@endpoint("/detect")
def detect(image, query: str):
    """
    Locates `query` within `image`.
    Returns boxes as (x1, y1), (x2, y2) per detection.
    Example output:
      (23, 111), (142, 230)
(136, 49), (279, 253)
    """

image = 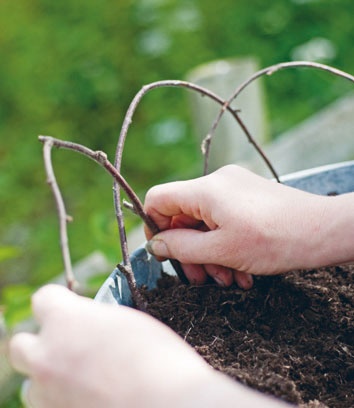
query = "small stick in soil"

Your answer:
(112, 79), (277, 285)
(38, 135), (156, 308)
(202, 61), (354, 176)
(123, 199), (137, 215)
(113, 80), (279, 239)
(202, 107), (279, 180)
(116, 264), (147, 312)
(40, 138), (77, 291)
